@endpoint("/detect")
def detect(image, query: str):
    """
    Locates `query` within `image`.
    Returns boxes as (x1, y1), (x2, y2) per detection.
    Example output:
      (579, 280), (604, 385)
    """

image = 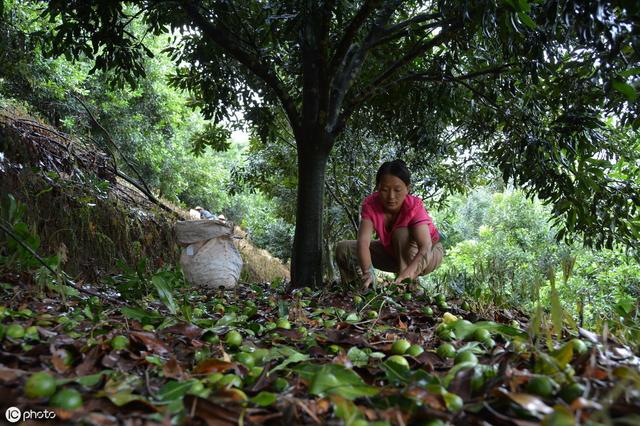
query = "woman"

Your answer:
(335, 160), (444, 288)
